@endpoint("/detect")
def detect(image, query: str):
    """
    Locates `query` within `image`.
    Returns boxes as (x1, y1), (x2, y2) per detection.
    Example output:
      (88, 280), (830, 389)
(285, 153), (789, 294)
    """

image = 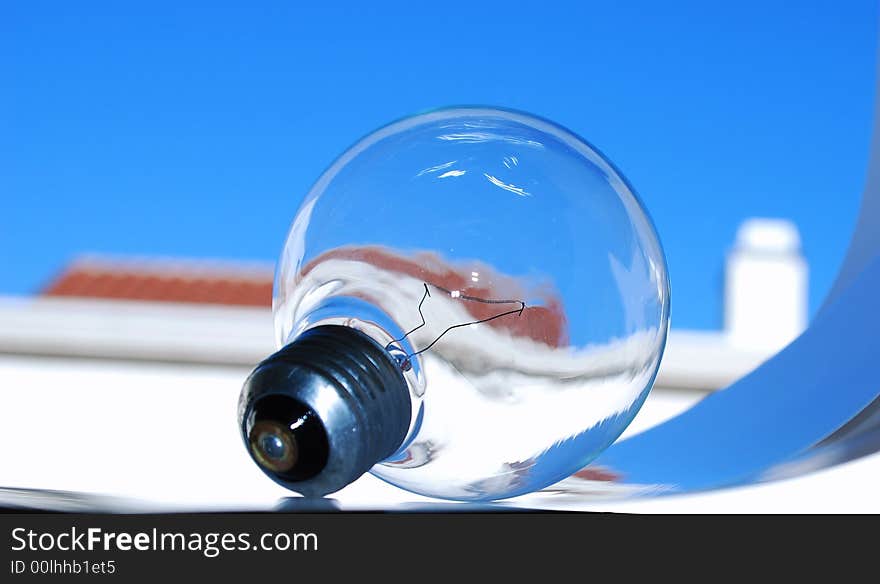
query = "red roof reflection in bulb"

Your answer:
(302, 246), (569, 348)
